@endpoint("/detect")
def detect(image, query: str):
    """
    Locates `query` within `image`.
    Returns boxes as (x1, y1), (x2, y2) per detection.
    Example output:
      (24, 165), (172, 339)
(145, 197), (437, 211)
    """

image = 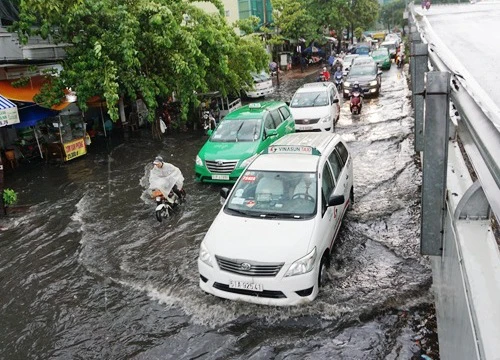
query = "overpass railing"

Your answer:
(408, 4), (500, 360)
